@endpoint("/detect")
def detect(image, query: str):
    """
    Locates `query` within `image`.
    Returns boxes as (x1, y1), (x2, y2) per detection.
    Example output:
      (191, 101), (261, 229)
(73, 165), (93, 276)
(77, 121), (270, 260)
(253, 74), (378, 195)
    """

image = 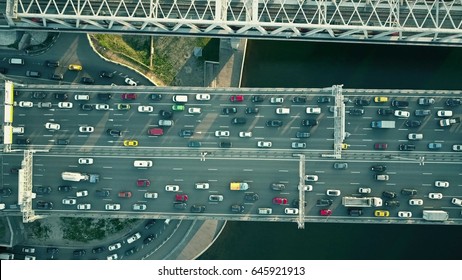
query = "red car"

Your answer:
(137, 179), (151, 187)
(175, 194), (188, 202)
(272, 197), (288, 205)
(320, 209), (332, 216)
(118, 191), (132, 198)
(230, 95), (244, 102)
(121, 93), (137, 100)
(374, 143), (388, 150)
